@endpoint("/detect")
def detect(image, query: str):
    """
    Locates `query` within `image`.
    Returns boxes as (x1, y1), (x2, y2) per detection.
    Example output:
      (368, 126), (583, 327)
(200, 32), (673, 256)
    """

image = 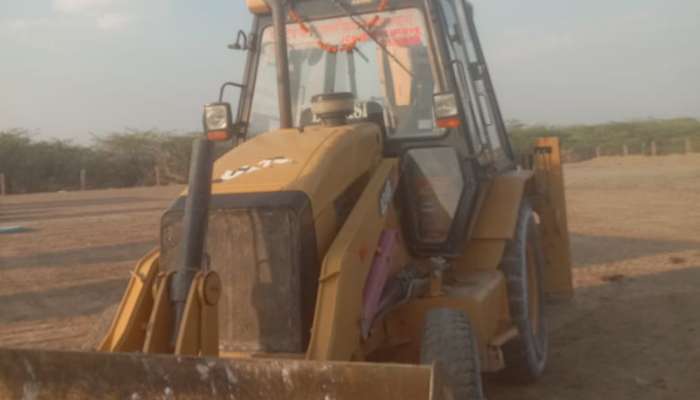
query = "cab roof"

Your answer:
(245, 0), (387, 15)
